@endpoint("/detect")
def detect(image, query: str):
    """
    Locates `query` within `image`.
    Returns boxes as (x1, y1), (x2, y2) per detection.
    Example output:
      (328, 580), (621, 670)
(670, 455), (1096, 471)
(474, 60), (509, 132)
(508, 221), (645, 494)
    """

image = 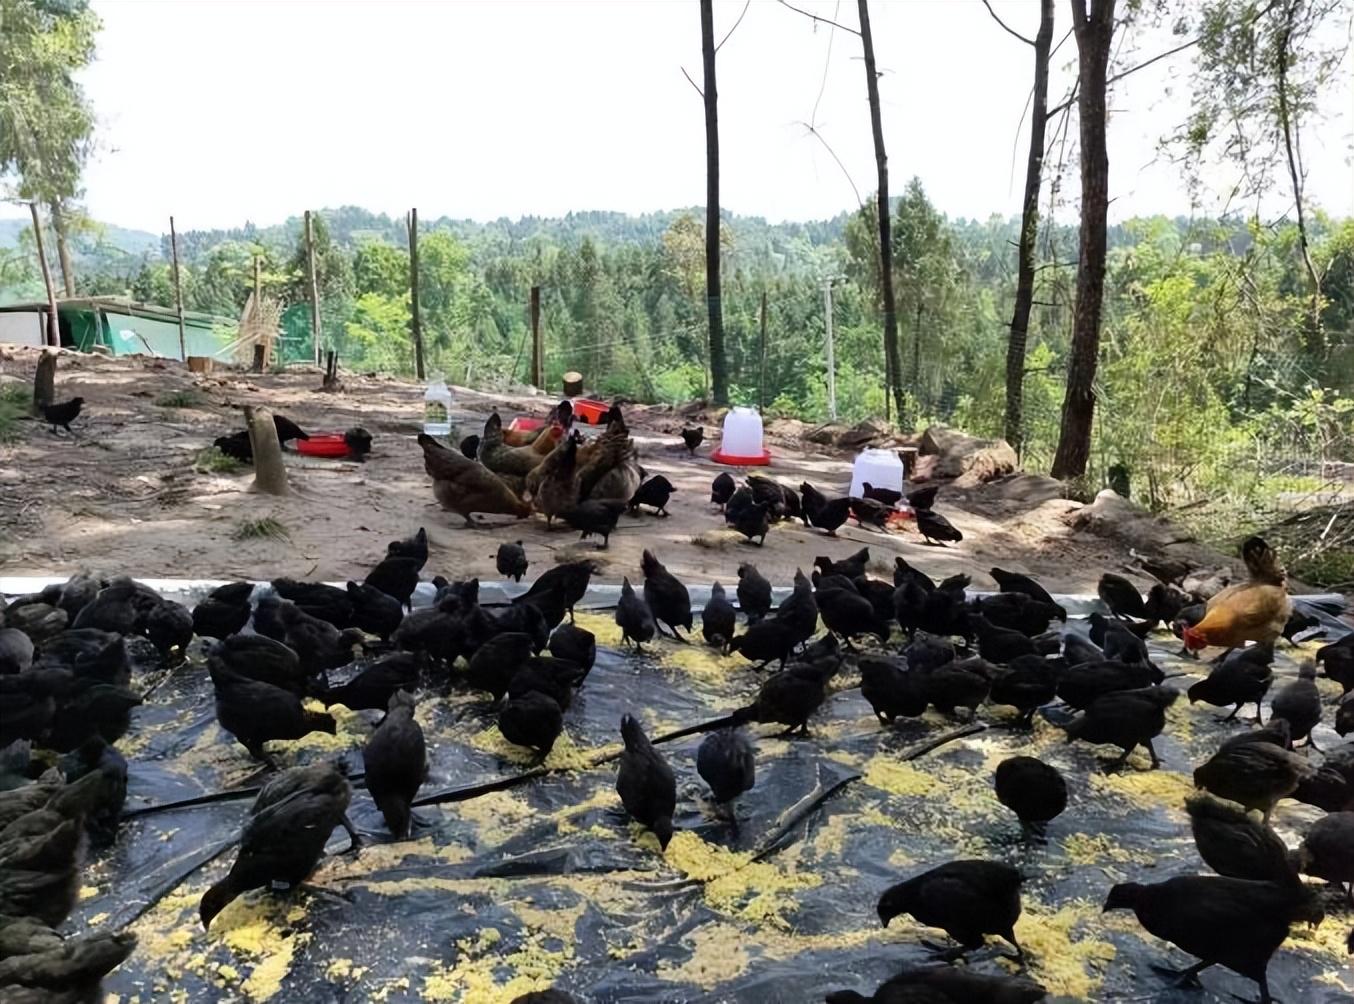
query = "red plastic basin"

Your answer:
(572, 398), (610, 425)
(295, 434), (351, 458)
(508, 416), (544, 433)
